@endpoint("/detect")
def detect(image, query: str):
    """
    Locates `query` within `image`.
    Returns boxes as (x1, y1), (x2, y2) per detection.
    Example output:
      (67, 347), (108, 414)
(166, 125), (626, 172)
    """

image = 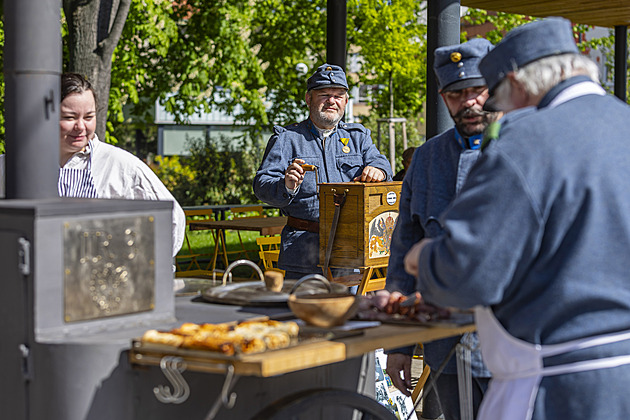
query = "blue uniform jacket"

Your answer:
(386, 127), (490, 376)
(253, 119), (392, 275)
(418, 76), (630, 419)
